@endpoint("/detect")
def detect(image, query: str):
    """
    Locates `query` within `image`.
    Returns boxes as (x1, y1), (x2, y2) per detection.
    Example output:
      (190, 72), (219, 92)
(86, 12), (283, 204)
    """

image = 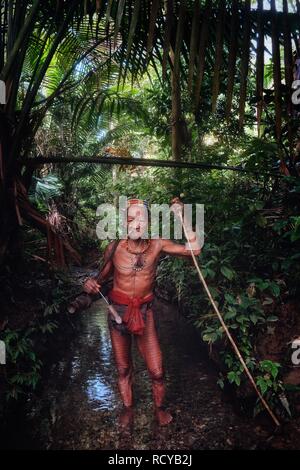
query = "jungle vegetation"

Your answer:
(0, 0), (300, 418)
